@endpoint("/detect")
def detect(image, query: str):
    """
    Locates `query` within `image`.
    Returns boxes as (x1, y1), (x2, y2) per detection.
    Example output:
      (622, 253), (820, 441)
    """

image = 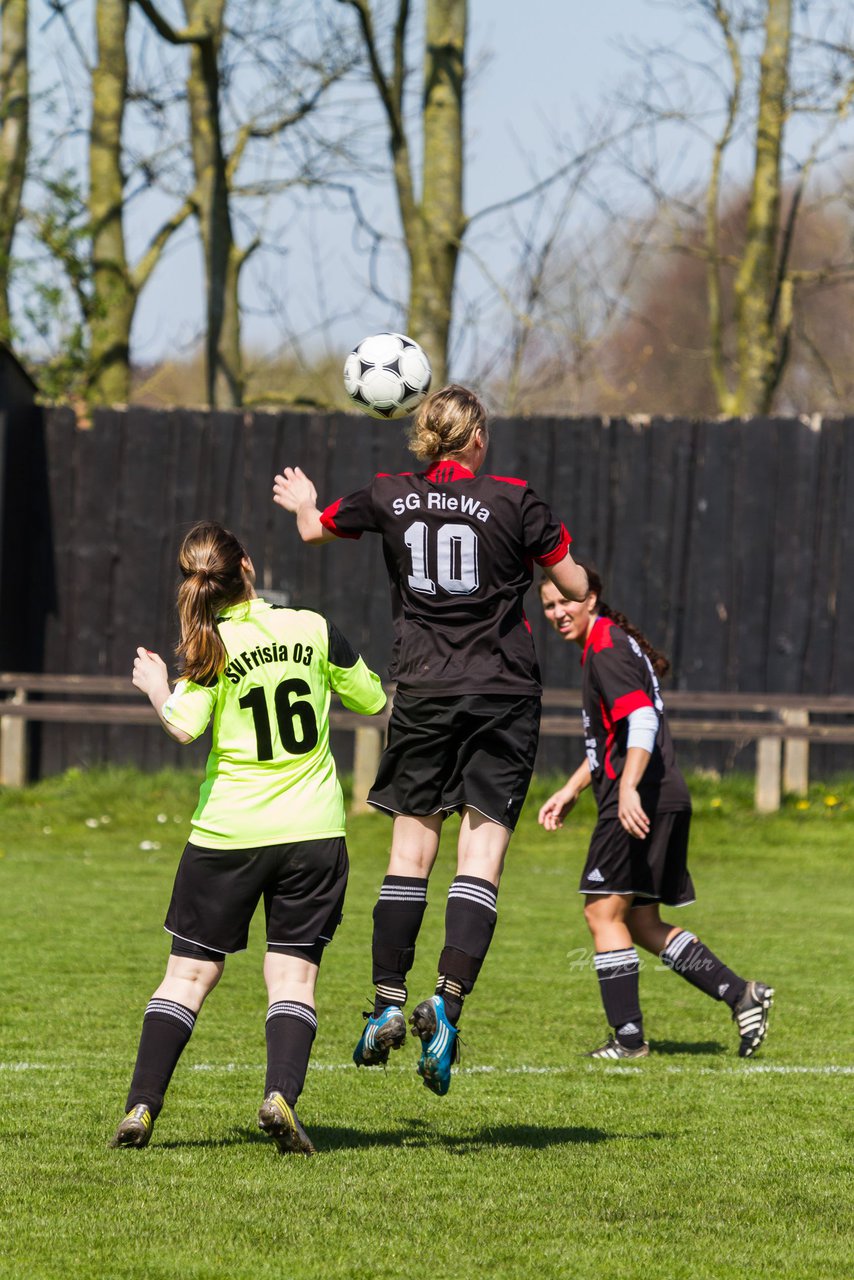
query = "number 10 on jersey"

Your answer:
(403, 521), (480, 595)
